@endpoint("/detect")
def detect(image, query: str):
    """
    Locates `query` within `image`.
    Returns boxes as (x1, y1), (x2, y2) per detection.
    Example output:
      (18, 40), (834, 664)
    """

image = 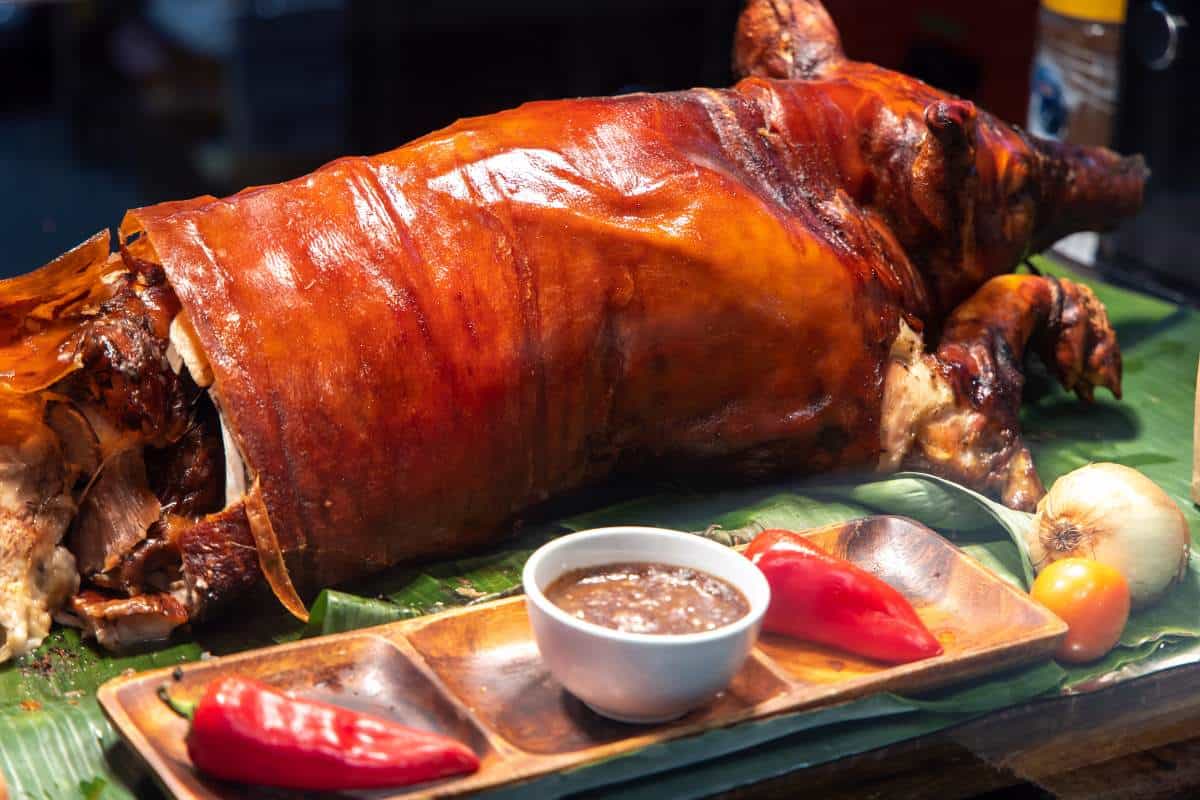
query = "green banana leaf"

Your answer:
(2, 257), (1198, 799)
